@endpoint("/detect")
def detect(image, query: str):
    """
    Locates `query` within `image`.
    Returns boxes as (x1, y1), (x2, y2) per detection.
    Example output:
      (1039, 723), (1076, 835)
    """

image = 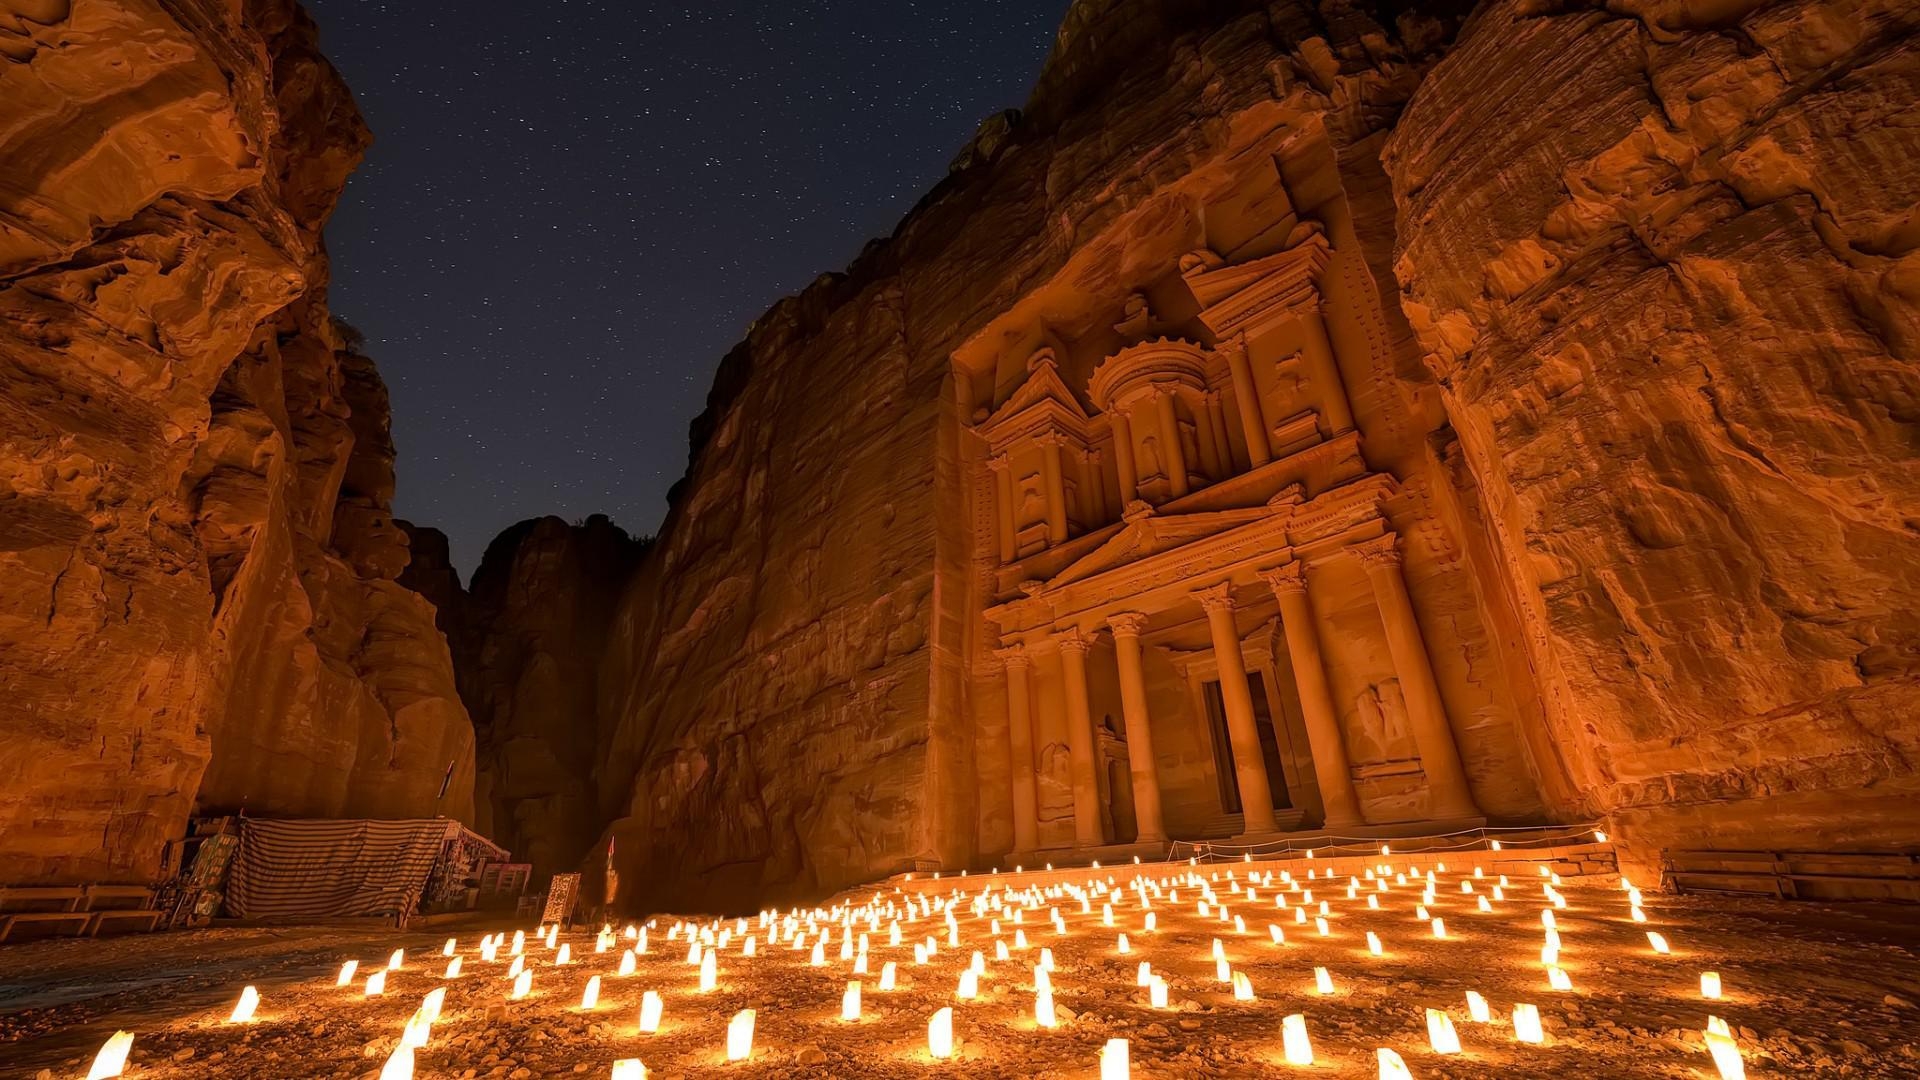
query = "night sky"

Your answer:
(304, 1), (1066, 577)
